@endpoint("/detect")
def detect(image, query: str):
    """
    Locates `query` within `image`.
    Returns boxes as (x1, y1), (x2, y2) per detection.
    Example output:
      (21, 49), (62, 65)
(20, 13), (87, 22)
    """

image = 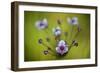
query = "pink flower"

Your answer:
(56, 40), (68, 55)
